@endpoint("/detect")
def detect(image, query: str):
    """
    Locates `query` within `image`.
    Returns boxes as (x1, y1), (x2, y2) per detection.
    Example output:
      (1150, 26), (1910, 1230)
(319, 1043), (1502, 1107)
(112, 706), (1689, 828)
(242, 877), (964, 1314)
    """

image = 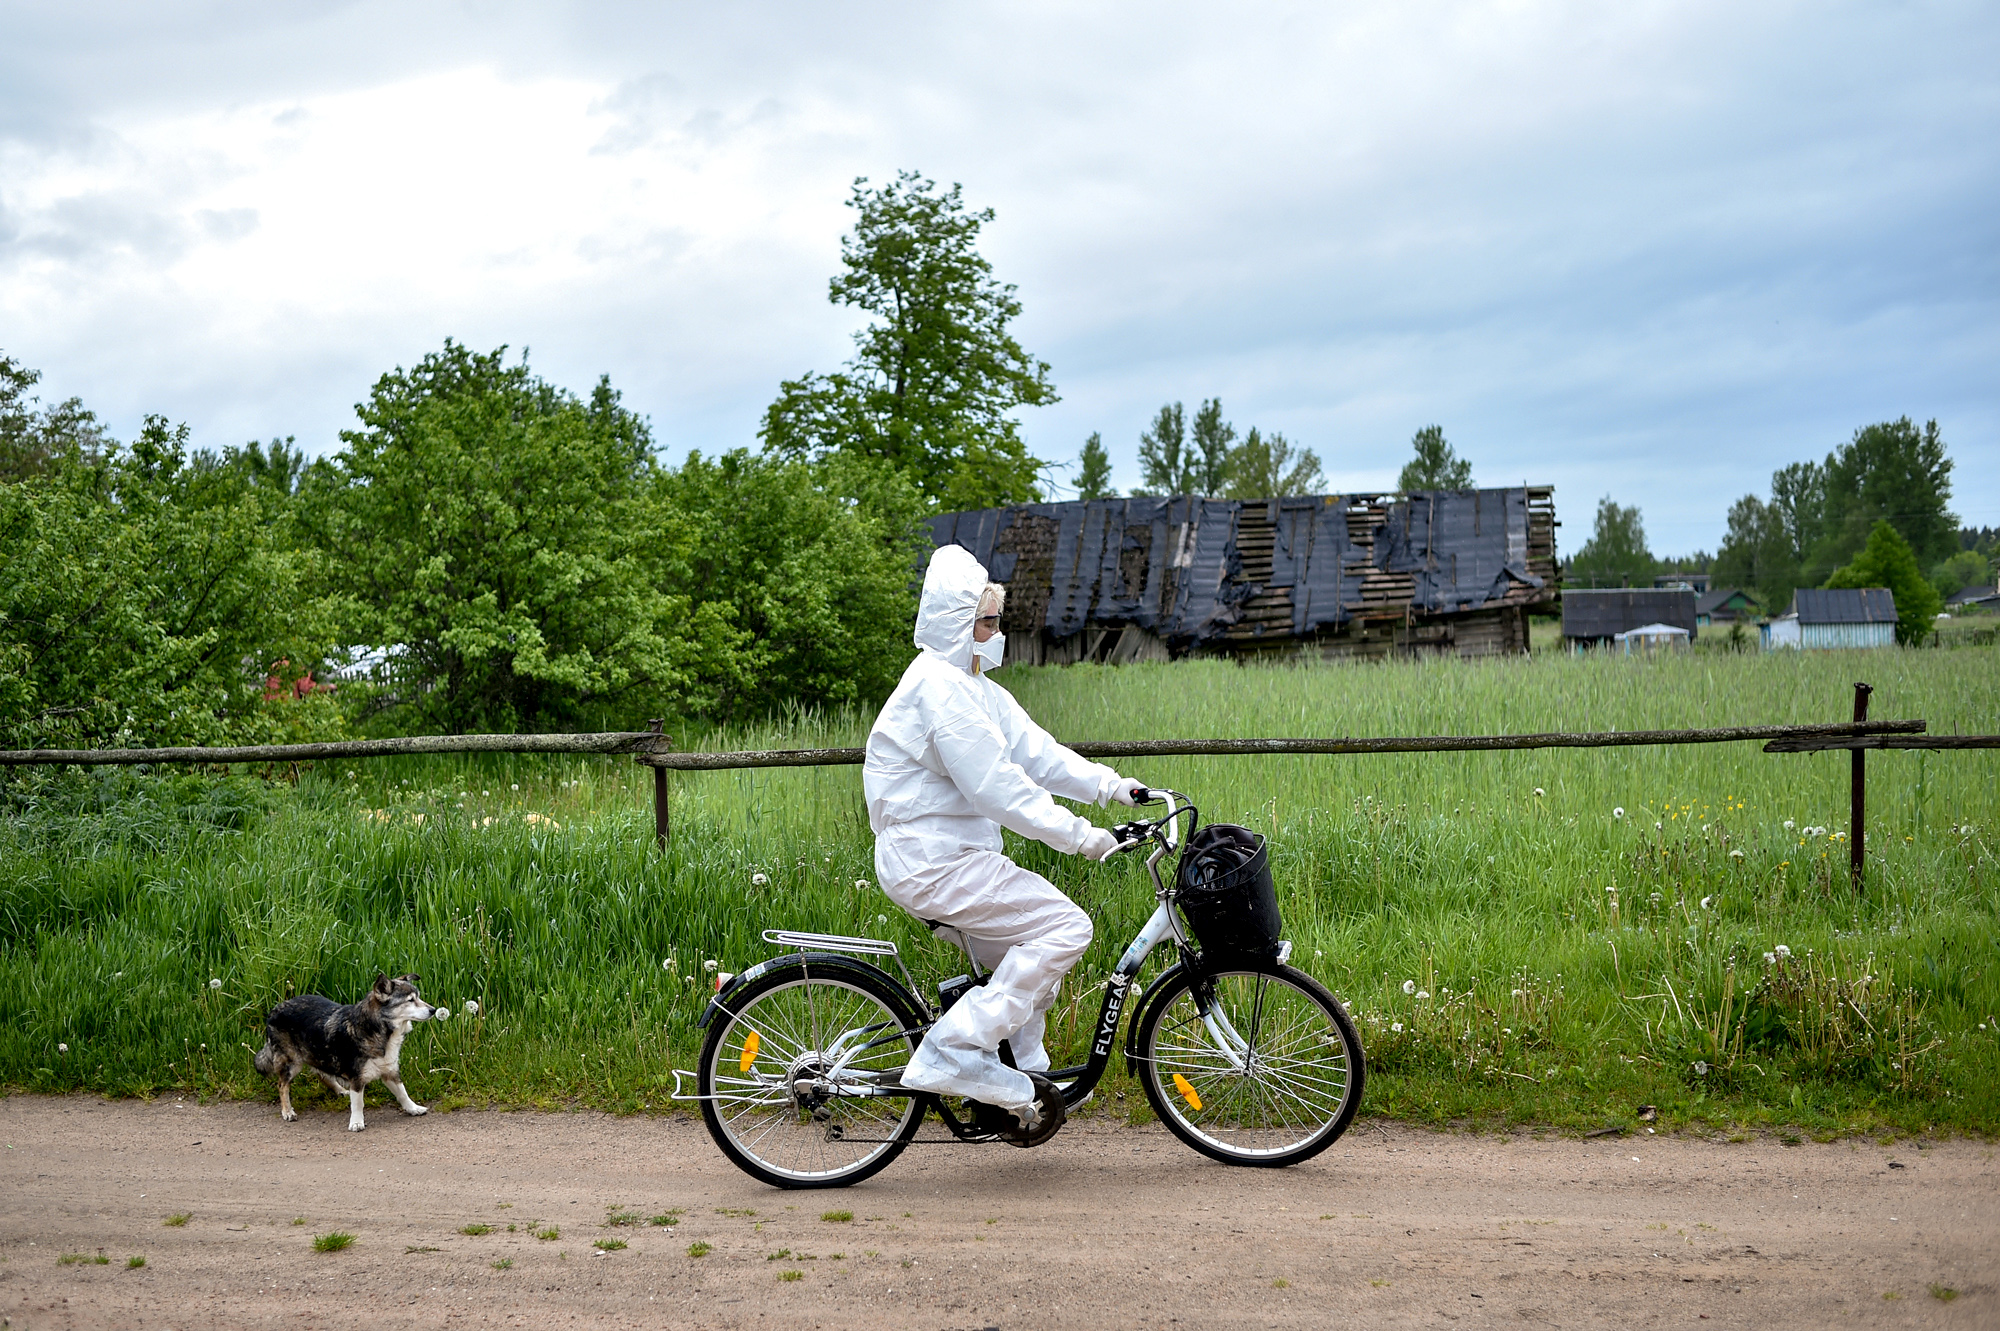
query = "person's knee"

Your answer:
(1046, 900), (1092, 966)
